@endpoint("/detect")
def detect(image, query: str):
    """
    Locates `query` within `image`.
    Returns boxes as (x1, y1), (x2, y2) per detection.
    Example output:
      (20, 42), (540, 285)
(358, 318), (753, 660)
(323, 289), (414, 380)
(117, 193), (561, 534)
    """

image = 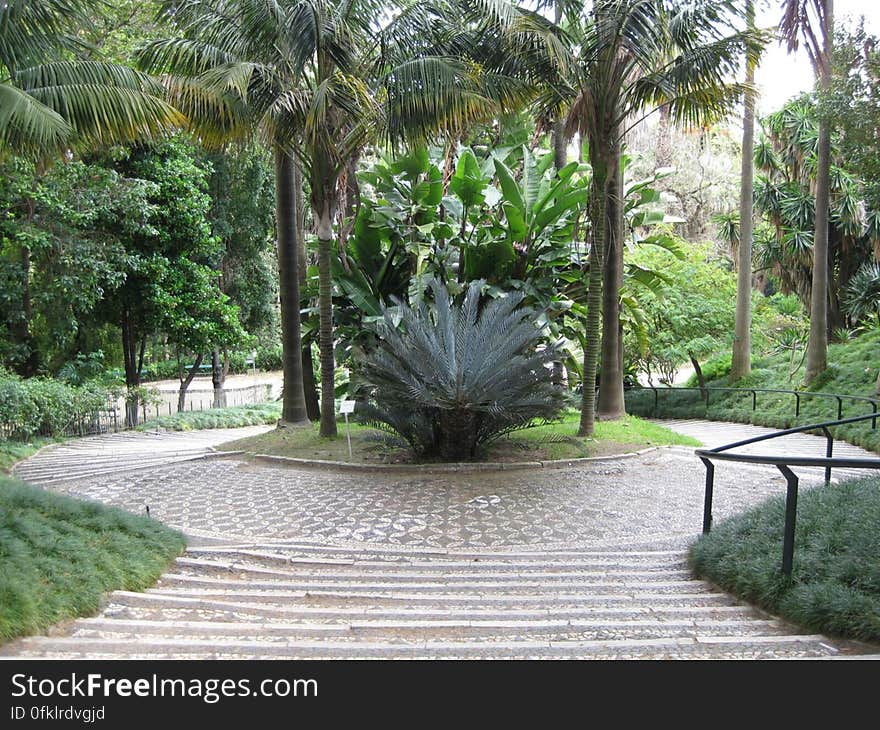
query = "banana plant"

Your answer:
(493, 146), (589, 280)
